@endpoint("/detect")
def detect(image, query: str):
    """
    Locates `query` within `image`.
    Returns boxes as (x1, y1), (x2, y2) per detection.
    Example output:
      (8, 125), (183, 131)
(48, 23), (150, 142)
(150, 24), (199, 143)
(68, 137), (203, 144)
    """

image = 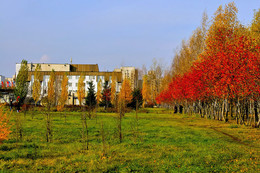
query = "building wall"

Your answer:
(28, 73), (122, 105)
(0, 75), (5, 83)
(114, 67), (138, 90)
